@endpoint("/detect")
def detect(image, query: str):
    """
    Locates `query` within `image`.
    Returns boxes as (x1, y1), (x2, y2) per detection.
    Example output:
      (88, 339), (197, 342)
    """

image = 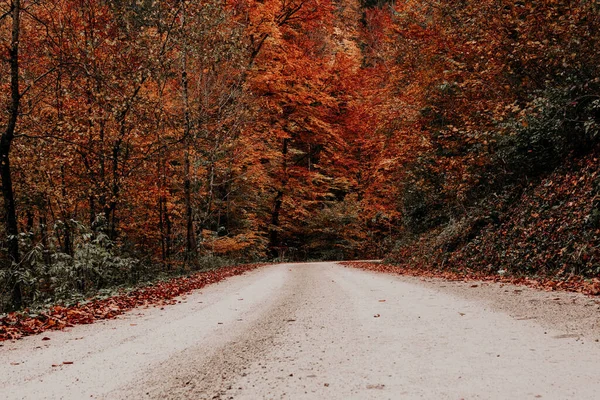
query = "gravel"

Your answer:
(2, 262), (600, 399)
